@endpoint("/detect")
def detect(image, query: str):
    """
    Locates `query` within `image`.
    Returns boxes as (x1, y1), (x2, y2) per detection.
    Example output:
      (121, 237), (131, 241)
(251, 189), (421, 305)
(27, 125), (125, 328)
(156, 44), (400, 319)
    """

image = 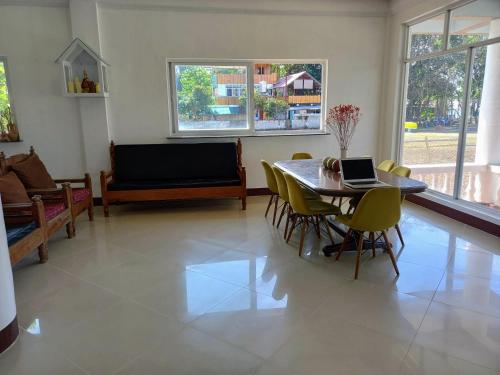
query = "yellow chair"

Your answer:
(390, 165), (411, 245)
(292, 152), (313, 160)
(283, 172), (341, 256)
(261, 160), (280, 225)
(272, 166), (321, 239)
(335, 187), (401, 279)
(345, 160), (396, 214)
(377, 160), (395, 172)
